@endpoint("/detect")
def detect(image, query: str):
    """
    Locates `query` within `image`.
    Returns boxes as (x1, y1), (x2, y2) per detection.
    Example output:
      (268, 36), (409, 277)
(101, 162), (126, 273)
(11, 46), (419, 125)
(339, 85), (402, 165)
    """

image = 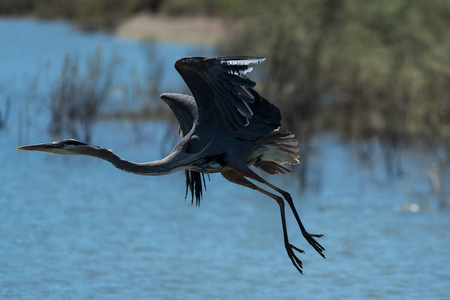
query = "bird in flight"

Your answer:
(18, 56), (325, 274)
